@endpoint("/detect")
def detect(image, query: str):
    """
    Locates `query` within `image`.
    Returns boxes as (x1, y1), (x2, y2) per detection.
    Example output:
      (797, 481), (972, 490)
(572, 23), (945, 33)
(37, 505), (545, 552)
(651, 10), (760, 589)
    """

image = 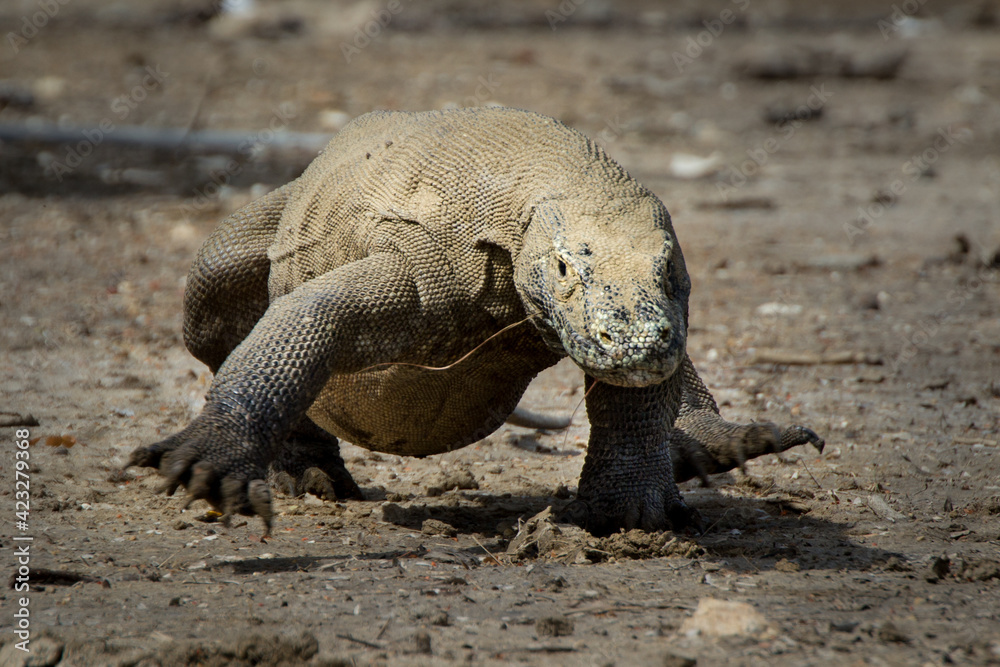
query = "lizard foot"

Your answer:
(127, 409), (273, 536)
(671, 415), (825, 484)
(561, 496), (703, 537)
(567, 471), (704, 537)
